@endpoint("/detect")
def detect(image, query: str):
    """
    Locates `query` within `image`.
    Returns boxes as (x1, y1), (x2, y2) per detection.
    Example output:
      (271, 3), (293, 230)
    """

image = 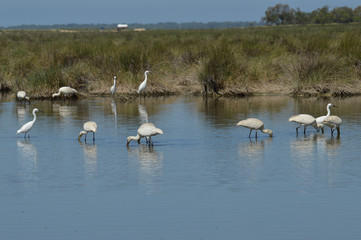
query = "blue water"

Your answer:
(1, 95), (361, 239)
